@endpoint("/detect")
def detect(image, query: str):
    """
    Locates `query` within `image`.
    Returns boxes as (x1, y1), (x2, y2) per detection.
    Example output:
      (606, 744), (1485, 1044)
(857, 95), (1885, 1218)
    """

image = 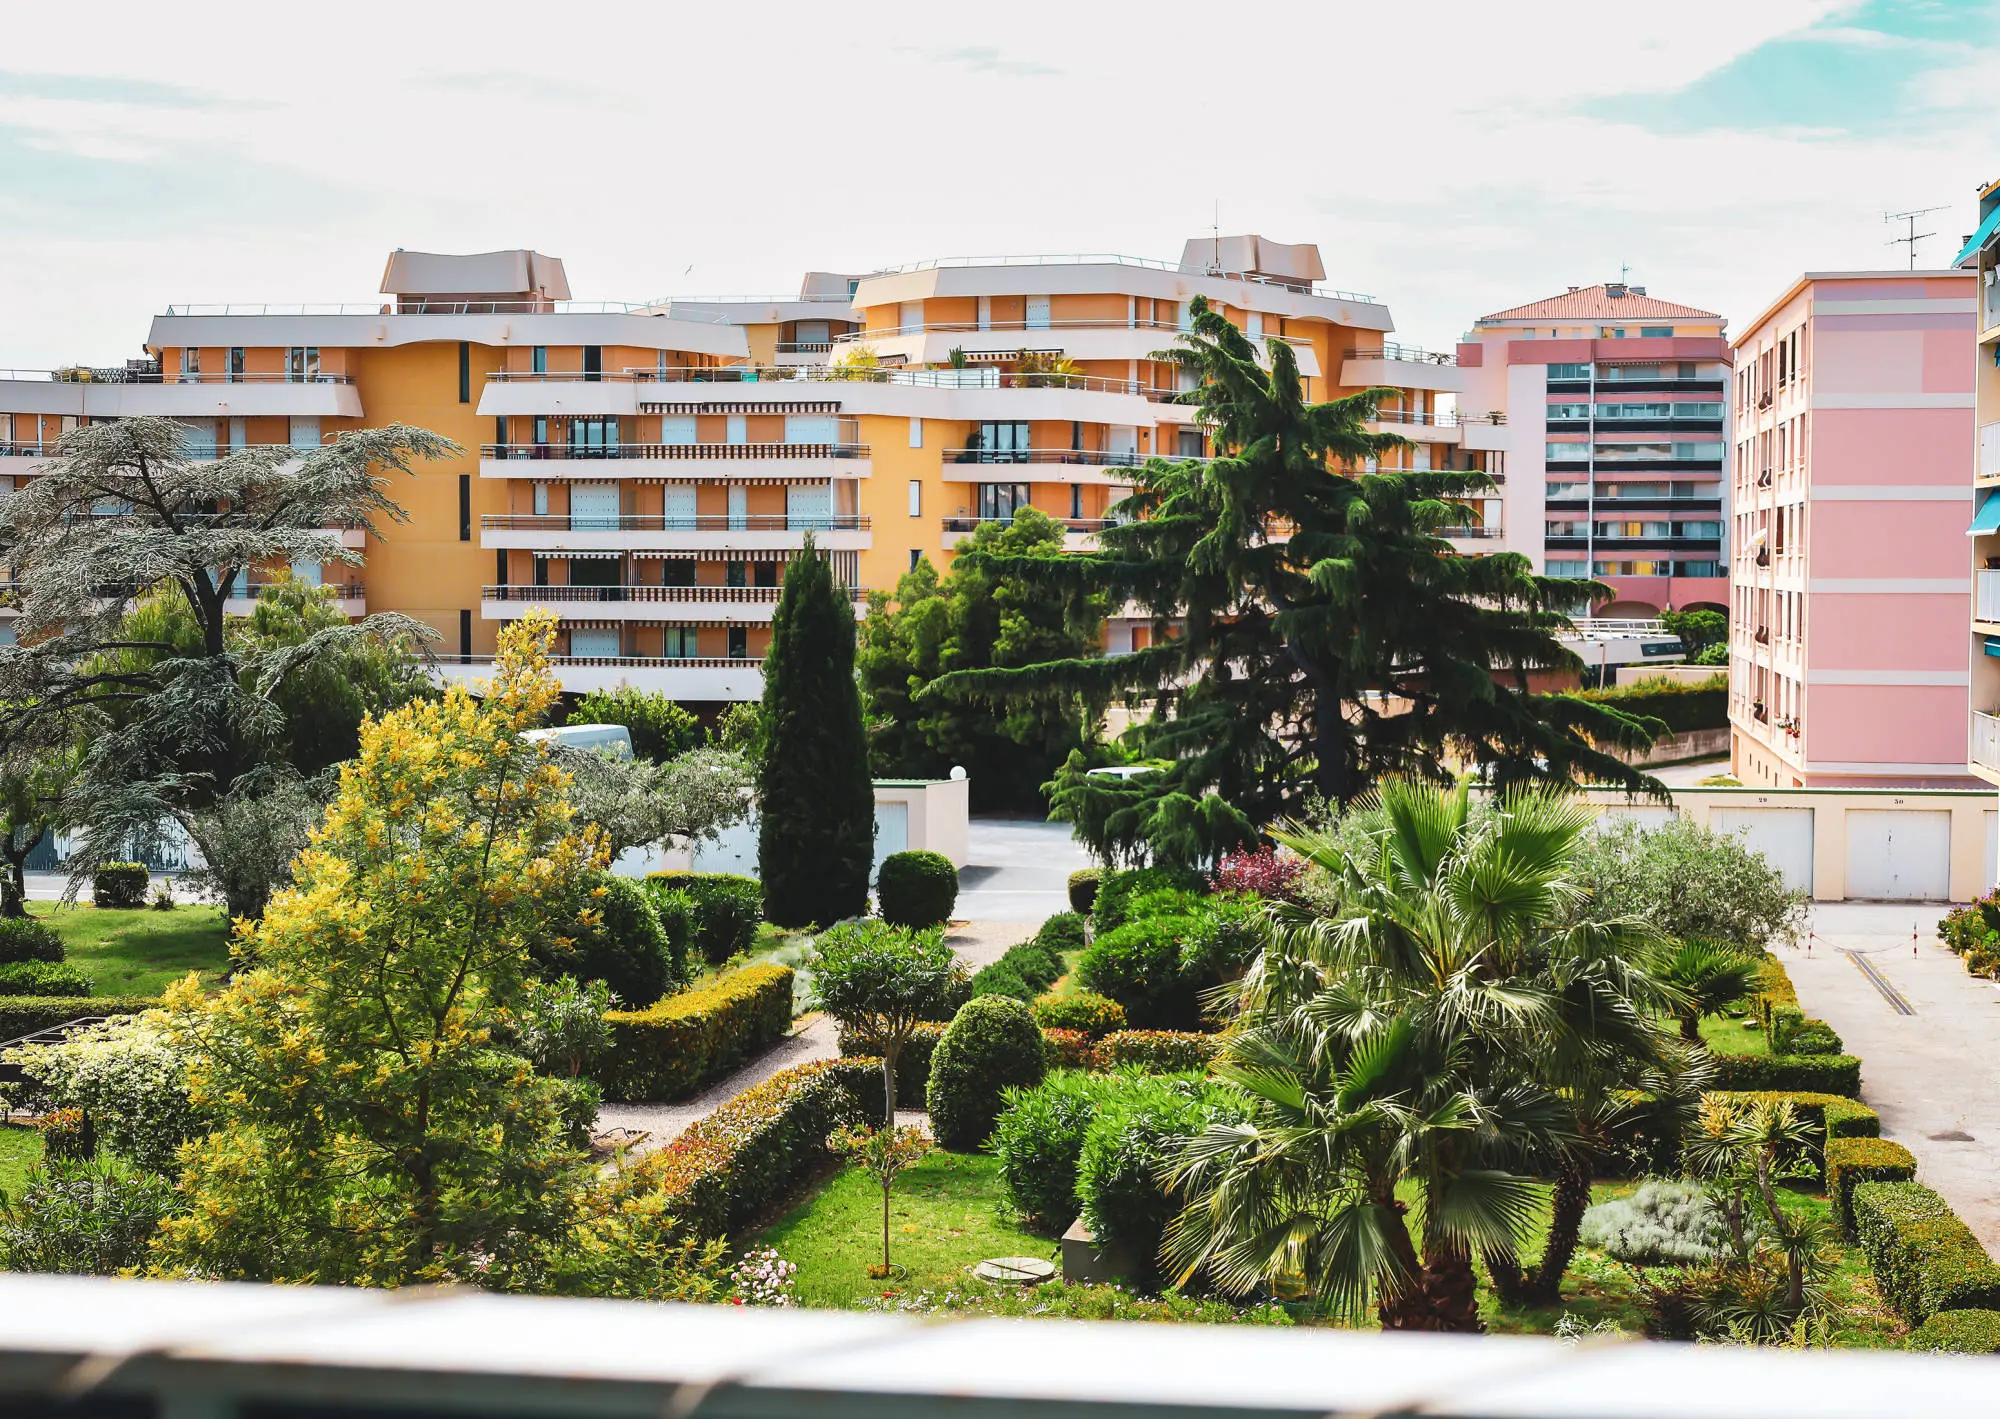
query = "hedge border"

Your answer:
(0, 996), (155, 1043)
(1852, 1181), (2000, 1326)
(1708, 1051), (1861, 1097)
(599, 963), (793, 1102)
(1825, 1136), (1917, 1237)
